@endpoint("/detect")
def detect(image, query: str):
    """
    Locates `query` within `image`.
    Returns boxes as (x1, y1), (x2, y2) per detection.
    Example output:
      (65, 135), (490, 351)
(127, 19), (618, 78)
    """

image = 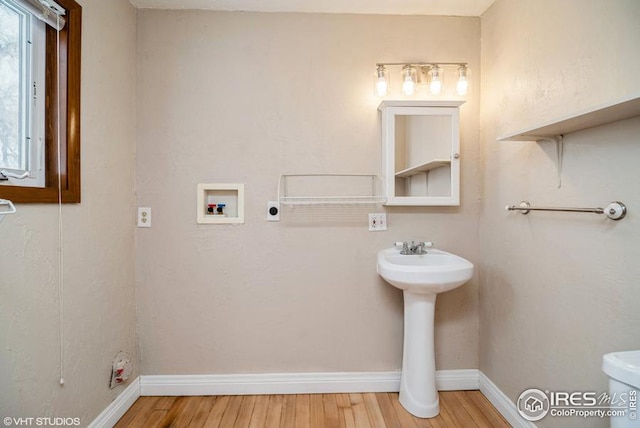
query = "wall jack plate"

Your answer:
(369, 213), (387, 231)
(267, 201), (280, 222)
